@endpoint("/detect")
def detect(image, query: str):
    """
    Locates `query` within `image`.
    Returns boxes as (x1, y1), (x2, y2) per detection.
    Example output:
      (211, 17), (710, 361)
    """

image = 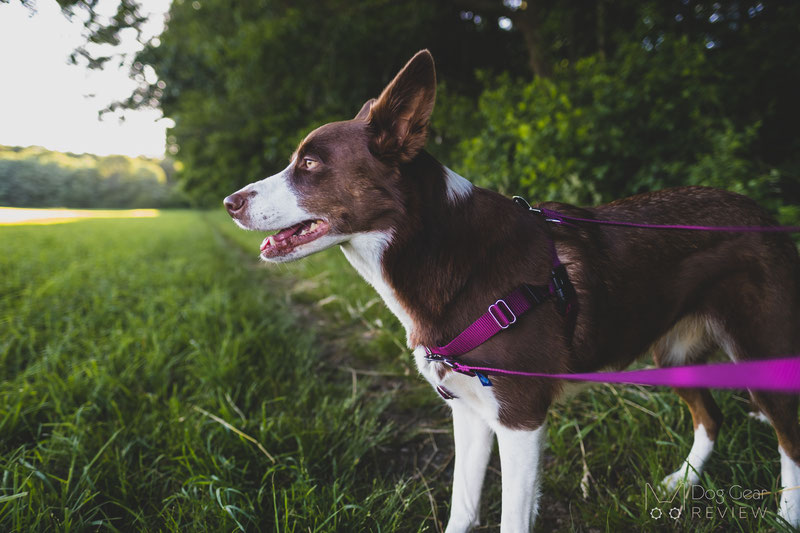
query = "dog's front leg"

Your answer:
(495, 423), (546, 533)
(444, 401), (494, 533)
